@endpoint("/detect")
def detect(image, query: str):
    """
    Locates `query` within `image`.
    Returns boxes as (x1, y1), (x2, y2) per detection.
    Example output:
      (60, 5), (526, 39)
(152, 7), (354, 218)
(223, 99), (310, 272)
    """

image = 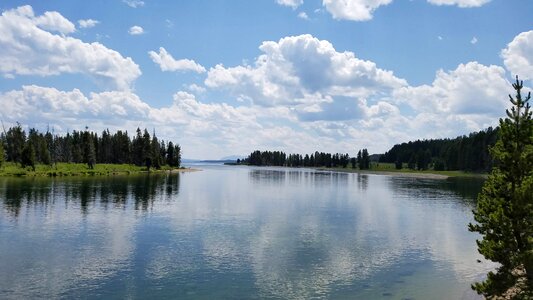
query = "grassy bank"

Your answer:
(0, 162), (183, 177)
(317, 162), (488, 179)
